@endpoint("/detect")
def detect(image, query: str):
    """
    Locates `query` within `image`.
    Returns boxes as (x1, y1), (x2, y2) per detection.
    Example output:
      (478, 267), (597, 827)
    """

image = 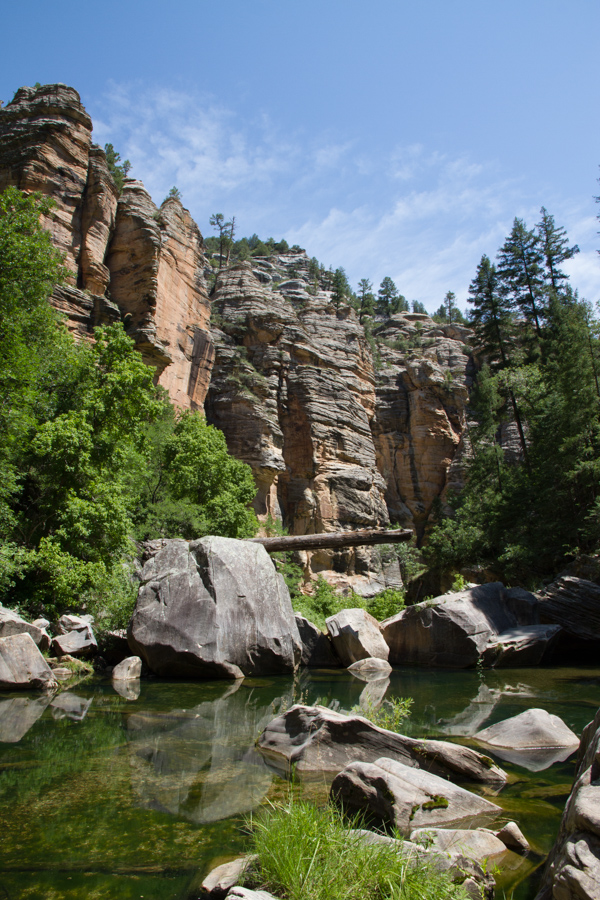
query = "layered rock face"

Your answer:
(0, 83), (213, 410)
(205, 257), (472, 585)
